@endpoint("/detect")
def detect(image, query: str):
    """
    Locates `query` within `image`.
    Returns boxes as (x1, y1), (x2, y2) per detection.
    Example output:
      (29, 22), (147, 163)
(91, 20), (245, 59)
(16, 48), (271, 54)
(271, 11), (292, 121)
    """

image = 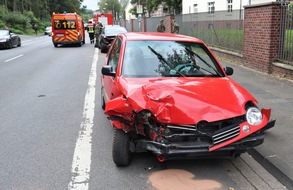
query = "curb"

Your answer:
(248, 148), (293, 190)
